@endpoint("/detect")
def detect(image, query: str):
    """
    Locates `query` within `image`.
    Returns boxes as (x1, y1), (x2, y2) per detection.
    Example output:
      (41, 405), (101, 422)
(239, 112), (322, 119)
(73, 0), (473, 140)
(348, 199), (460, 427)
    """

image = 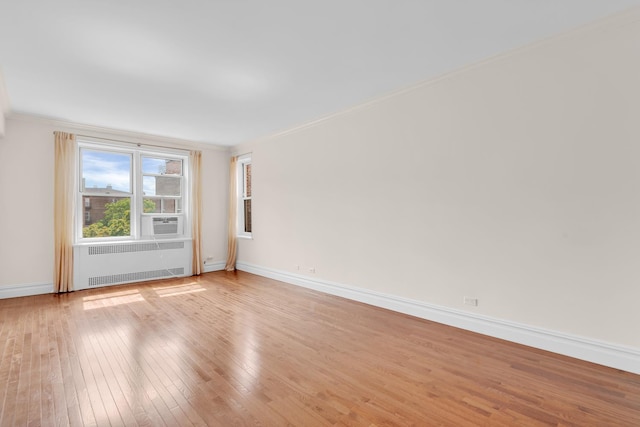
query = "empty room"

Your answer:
(1, 1), (640, 425)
